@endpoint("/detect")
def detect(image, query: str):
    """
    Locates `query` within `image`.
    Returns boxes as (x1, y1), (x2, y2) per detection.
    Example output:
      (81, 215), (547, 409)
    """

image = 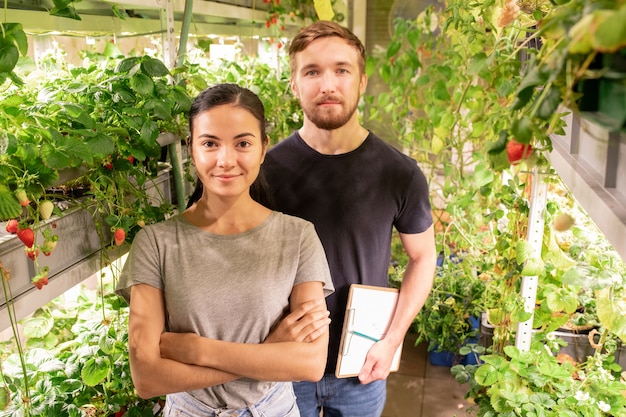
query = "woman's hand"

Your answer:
(265, 299), (330, 344)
